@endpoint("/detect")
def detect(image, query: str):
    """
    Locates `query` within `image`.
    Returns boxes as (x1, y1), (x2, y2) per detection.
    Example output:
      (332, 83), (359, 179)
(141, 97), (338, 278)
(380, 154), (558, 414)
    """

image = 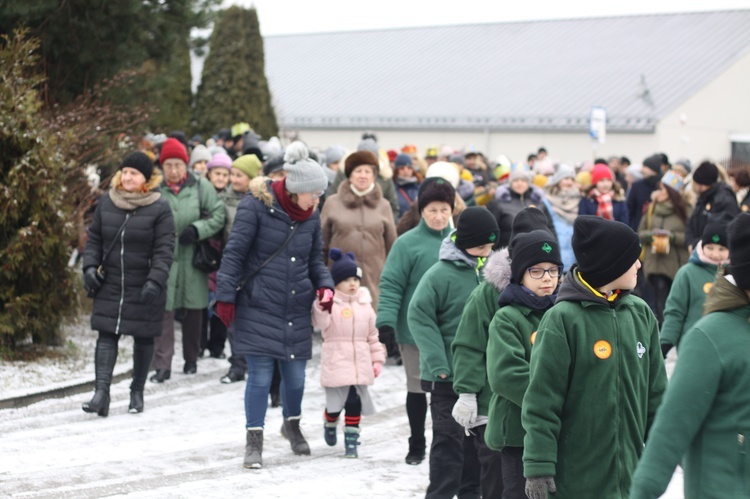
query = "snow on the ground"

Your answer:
(0, 316), (685, 498)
